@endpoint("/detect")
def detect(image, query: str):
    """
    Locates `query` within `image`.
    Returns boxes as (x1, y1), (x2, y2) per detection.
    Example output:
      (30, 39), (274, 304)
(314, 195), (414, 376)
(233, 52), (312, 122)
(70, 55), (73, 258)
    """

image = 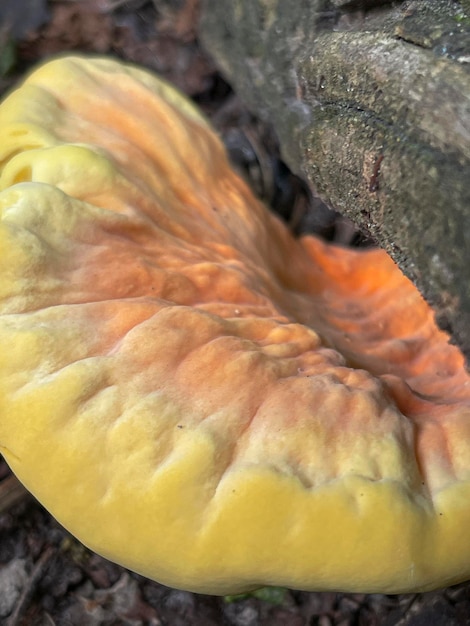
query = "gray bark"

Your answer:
(200, 0), (470, 361)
